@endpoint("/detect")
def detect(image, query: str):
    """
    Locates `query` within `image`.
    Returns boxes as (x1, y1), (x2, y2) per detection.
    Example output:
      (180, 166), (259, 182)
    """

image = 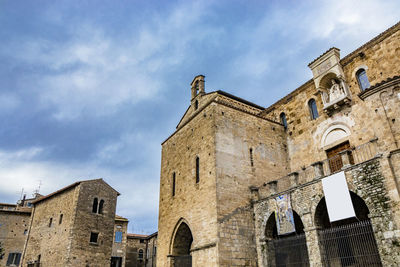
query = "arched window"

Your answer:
(172, 172), (176, 196)
(92, 198), (98, 213)
(356, 68), (370, 91)
(308, 99), (319, 120)
(138, 249), (143, 260)
(280, 112), (287, 129)
(195, 157), (200, 183)
(98, 199), (104, 214)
